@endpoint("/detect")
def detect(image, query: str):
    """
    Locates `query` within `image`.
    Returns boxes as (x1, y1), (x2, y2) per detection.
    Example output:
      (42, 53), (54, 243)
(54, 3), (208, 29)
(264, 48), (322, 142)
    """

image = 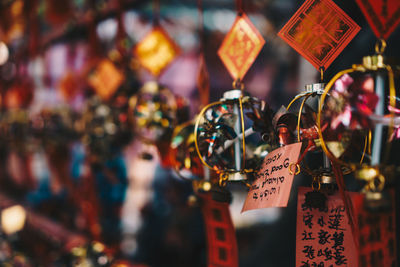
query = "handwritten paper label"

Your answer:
(296, 187), (358, 267)
(349, 192), (397, 267)
(242, 142), (302, 212)
(200, 193), (238, 267)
